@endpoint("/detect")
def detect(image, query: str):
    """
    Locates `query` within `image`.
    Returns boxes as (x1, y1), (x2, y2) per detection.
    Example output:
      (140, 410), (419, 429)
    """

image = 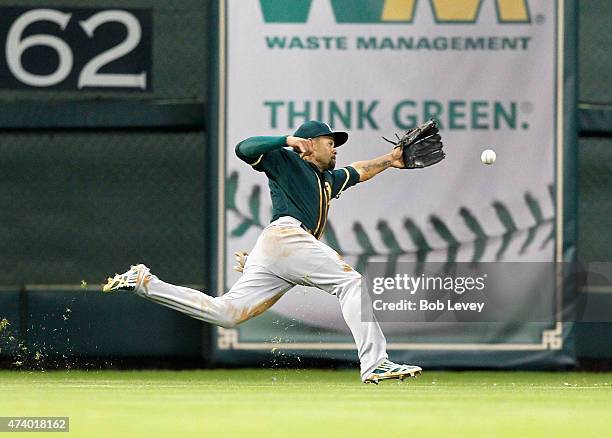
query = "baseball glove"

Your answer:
(383, 119), (445, 169)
